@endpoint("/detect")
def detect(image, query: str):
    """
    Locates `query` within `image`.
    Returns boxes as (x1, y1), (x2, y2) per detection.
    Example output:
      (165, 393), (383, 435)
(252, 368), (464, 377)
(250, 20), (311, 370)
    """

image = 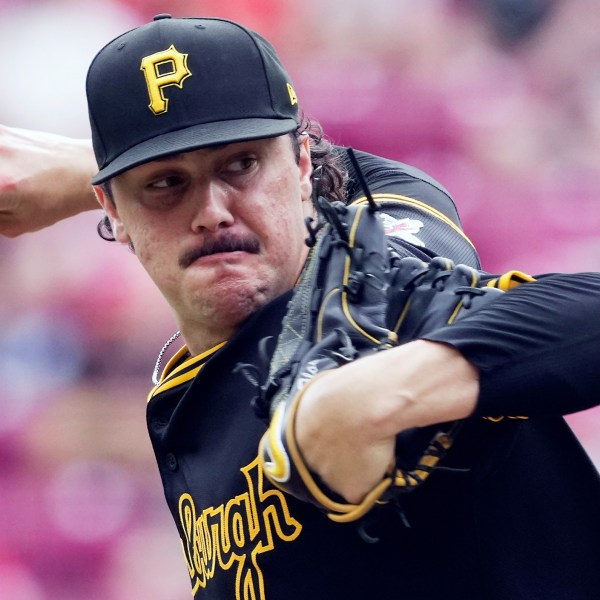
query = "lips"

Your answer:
(179, 234), (260, 268)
